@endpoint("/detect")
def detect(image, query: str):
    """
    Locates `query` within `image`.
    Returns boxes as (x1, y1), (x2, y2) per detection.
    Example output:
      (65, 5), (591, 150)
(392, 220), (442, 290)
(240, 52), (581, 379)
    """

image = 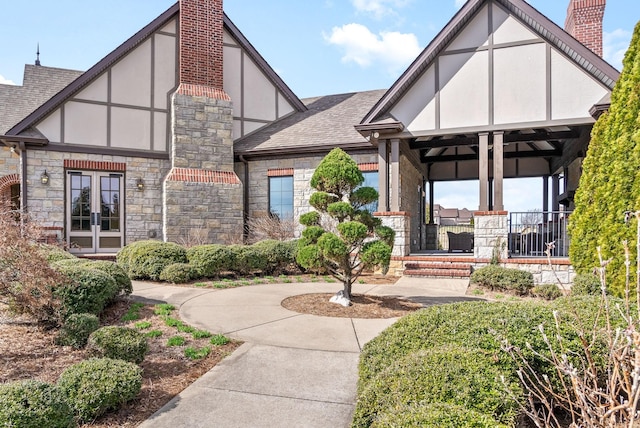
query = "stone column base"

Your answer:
(374, 211), (410, 256)
(474, 211), (508, 260)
